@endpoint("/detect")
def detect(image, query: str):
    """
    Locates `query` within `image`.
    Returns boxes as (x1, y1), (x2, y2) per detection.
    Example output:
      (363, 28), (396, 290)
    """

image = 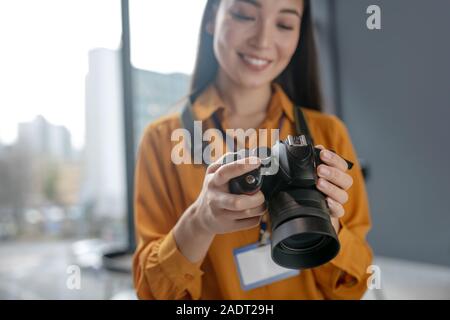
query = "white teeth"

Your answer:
(242, 54), (270, 66)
